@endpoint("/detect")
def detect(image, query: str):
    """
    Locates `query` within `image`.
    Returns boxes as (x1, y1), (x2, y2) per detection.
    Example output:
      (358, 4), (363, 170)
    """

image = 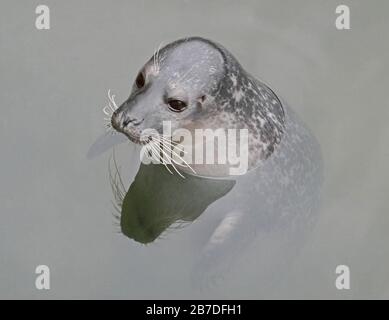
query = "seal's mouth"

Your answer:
(111, 120), (151, 145)
(110, 112), (150, 145)
(123, 130), (152, 145)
